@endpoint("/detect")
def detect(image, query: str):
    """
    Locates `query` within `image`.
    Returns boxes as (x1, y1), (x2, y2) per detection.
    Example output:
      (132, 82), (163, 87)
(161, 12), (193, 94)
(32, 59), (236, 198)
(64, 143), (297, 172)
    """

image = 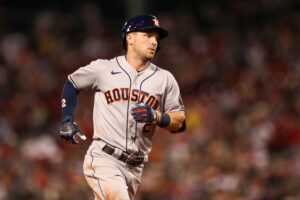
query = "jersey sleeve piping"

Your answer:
(68, 75), (79, 90)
